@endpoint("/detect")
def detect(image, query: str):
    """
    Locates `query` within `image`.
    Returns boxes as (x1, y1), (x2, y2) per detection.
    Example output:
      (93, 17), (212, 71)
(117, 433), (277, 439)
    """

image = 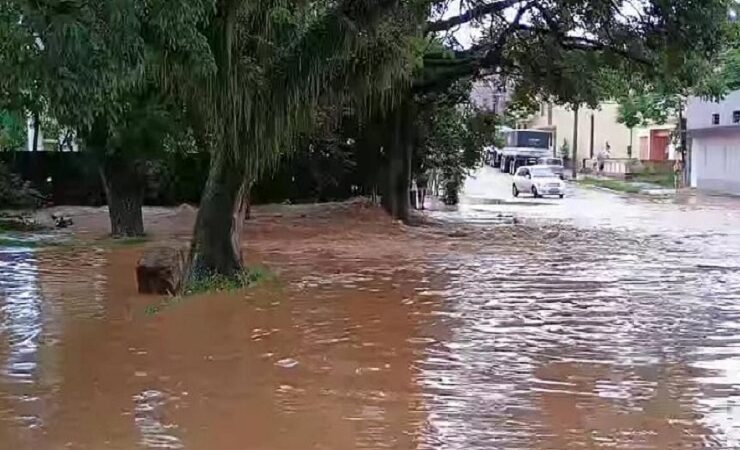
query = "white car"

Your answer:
(512, 165), (565, 198)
